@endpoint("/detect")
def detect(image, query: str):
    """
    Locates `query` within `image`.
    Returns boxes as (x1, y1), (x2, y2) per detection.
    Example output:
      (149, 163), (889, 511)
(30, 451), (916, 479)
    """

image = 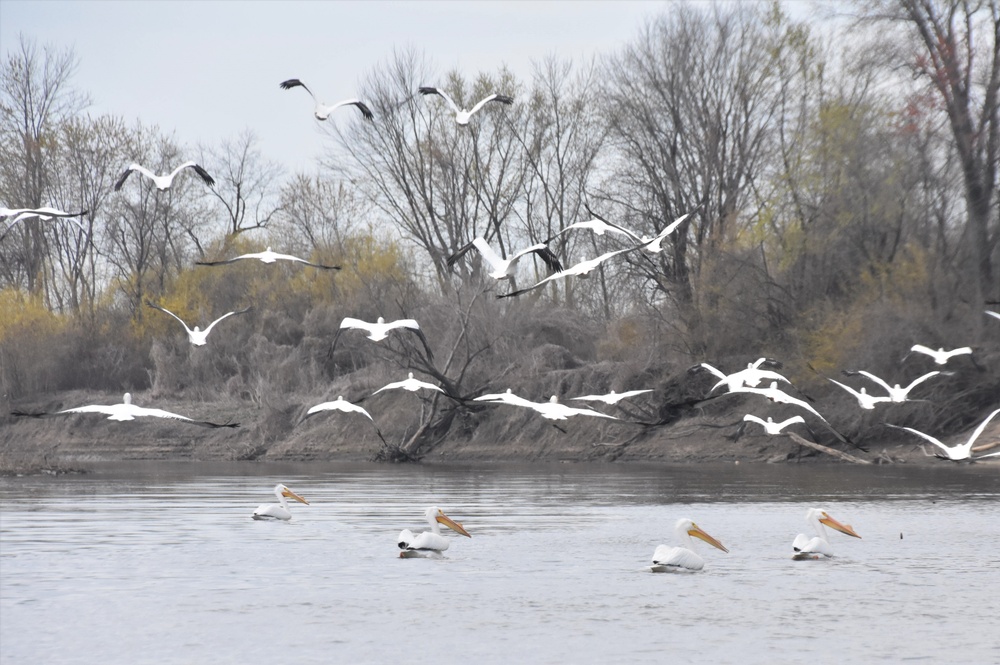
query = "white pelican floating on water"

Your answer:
(145, 300), (251, 346)
(827, 378), (891, 410)
(886, 408), (1000, 462)
(842, 369), (940, 403)
(792, 508), (861, 560)
(446, 237), (562, 282)
(570, 389), (653, 405)
(113, 162), (215, 191)
(373, 372), (444, 396)
(196, 247), (340, 270)
(279, 79), (374, 121)
(339, 316), (420, 341)
(398, 506), (471, 558)
(251, 483), (309, 521)
(418, 86), (513, 125)
(742, 414), (805, 435)
(906, 344), (973, 365)
(650, 518), (728, 572)
(11, 393), (238, 428)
